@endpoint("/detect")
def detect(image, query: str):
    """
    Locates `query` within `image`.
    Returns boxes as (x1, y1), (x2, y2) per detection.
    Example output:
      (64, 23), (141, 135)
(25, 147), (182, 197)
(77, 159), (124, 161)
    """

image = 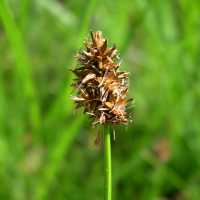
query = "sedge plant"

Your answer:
(71, 31), (132, 200)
